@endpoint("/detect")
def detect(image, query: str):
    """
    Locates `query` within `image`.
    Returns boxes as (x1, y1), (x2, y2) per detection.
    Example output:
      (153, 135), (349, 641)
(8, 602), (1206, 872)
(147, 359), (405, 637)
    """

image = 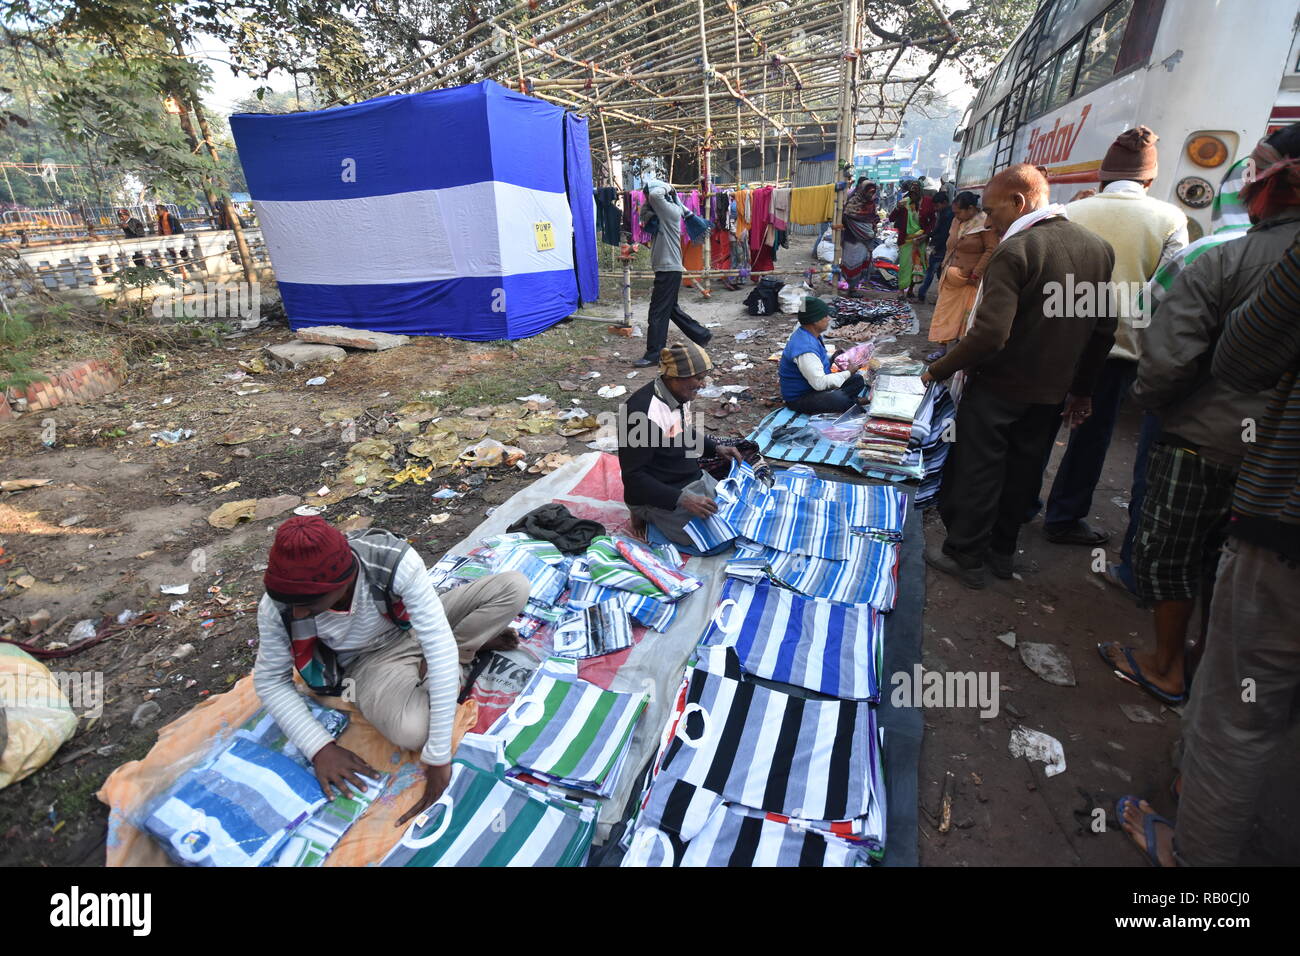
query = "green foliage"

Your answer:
(0, 307), (49, 392)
